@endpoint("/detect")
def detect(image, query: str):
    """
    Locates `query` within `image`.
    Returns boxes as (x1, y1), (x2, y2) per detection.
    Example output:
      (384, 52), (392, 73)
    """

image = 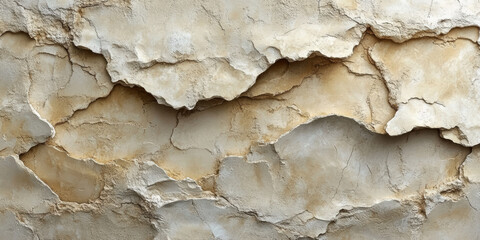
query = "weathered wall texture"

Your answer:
(1, 0), (480, 239)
